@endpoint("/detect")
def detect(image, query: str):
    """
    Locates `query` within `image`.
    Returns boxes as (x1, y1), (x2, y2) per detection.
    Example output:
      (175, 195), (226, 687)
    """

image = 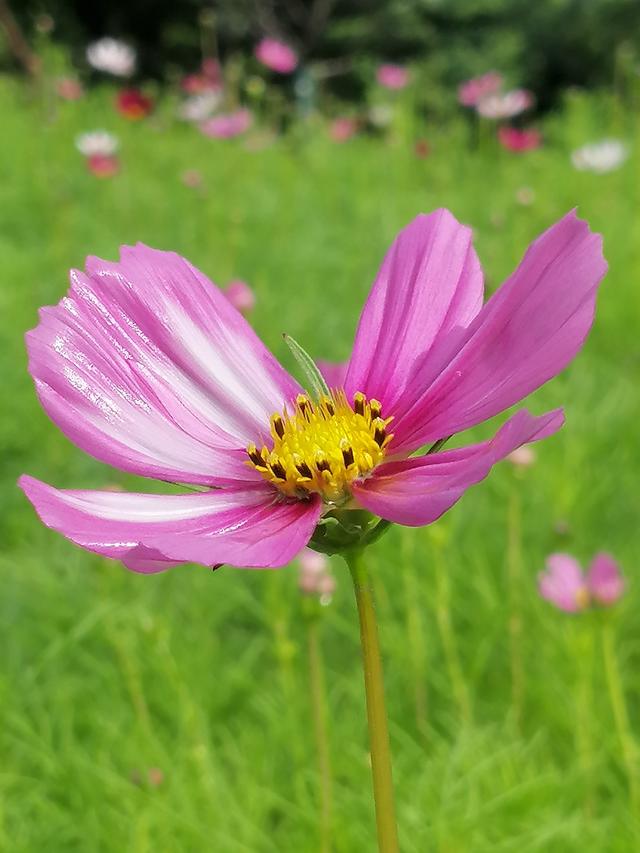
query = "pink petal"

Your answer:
(27, 245), (301, 485)
(316, 360), (348, 389)
(19, 475), (321, 570)
(352, 408), (563, 526)
(586, 552), (625, 605)
(393, 211), (606, 452)
(344, 210), (484, 445)
(538, 553), (587, 612)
